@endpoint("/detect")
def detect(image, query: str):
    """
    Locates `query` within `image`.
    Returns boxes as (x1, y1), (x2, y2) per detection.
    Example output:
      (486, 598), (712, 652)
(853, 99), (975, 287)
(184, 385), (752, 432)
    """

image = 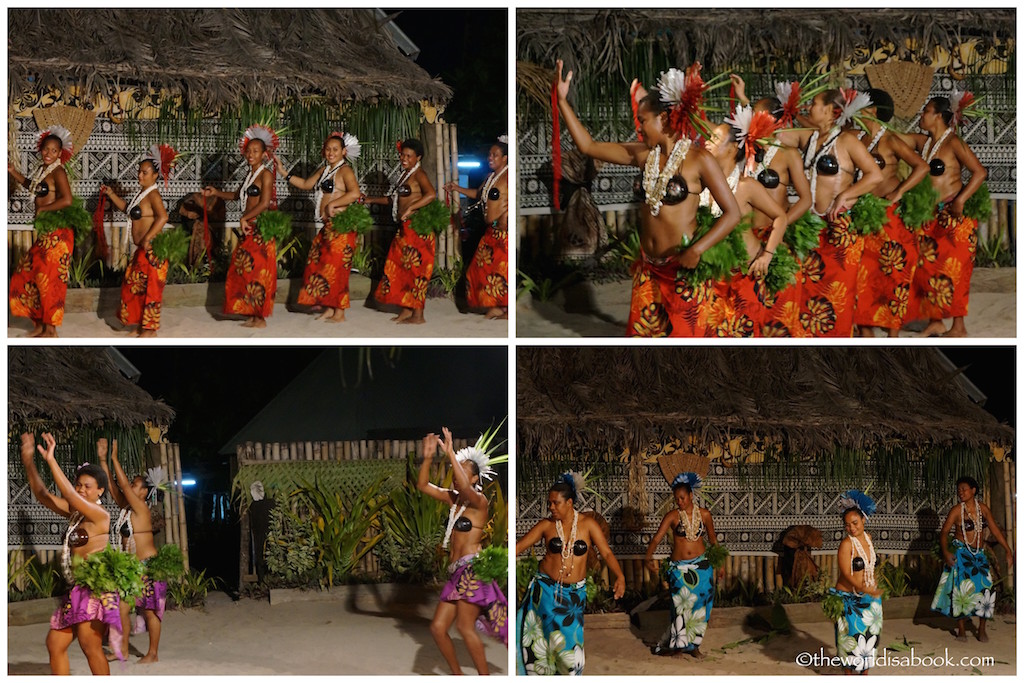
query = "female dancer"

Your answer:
(789, 90), (882, 336)
(932, 476), (1014, 642)
(829, 490), (883, 675)
(906, 95), (988, 337)
(851, 89), (929, 337)
(98, 439), (164, 663)
(703, 114), (789, 336)
(101, 146), (173, 337)
(644, 472), (719, 657)
(20, 433), (120, 674)
(445, 136), (510, 319)
(516, 472), (625, 675)
(203, 125), (277, 328)
(555, 59), (741, 337)
(417, 429), (507, 675)
(9, 126), (77, 337)
(277, 132), (362, 322)
(366, 139), (438, 324)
